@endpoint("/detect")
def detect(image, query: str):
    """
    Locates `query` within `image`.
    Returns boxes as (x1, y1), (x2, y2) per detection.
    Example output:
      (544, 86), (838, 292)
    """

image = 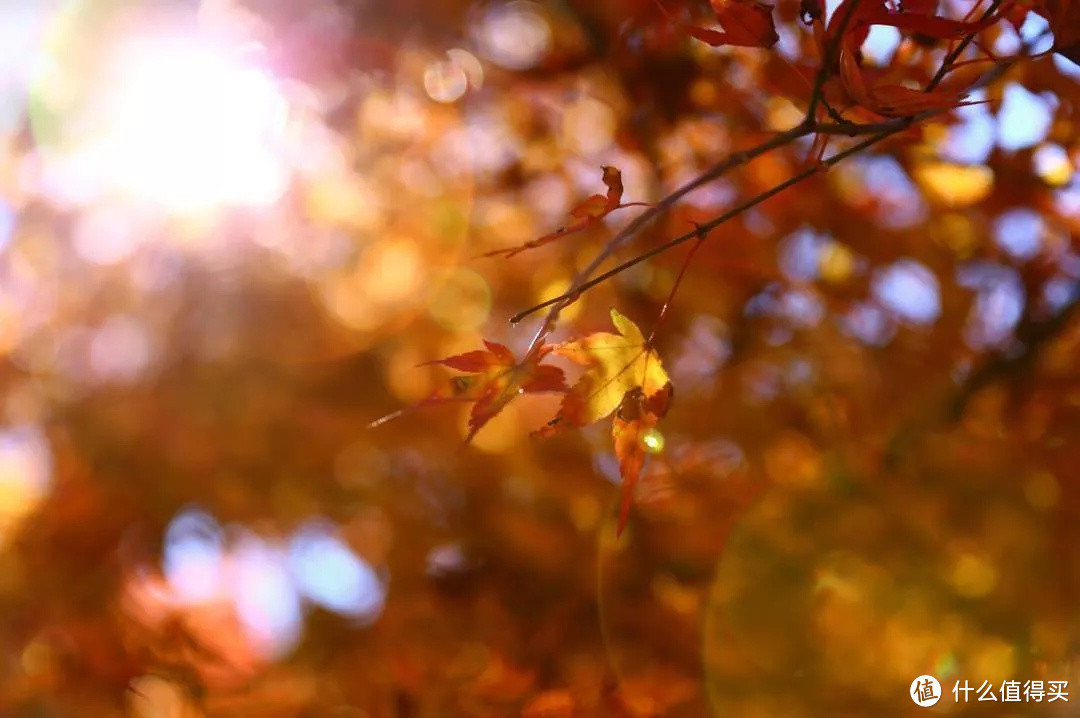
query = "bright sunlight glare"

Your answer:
(74, 36), (289, 213)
